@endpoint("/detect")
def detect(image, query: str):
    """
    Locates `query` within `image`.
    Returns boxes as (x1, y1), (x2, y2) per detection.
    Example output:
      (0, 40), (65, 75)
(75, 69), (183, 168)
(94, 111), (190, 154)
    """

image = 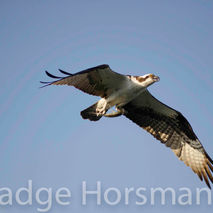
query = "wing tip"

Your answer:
(41, 69), (72, 87)
(45, 70), (61, 79)
(205, 150), (213, 164)
(58, 69), (73, 76)
(196, 151), (213, 189)
(39, 81), (51, 88)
